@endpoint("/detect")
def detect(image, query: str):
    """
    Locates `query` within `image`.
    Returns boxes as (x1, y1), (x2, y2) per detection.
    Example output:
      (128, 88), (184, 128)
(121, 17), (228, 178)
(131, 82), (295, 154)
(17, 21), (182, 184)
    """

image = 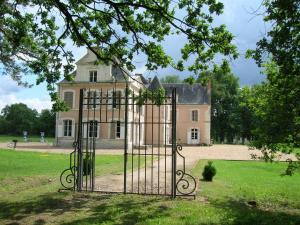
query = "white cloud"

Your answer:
(133, 65), (147, 75)
(0, 77), (20, 95)
(0, 94), (52, 113)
